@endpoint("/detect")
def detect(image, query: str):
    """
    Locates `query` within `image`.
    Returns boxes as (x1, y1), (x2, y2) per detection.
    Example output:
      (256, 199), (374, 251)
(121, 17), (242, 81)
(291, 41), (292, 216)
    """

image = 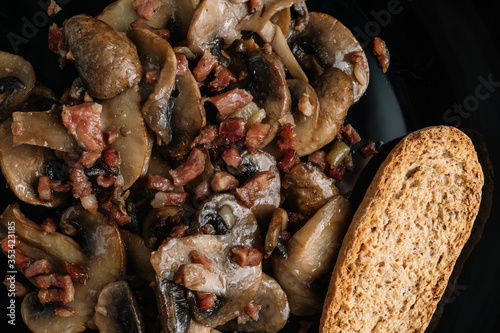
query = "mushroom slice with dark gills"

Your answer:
(187, 0), (249, 56)
(94, 281), (146, 333)
(246, 49), (291, 147)
(0, 119), (68, 207)
(271, 195), (352, 316)
(287, 12), (369, 102)
(296, 67), (354, 157)
(0, 205), (126, 333)
(128, 27), (177, 145)
(0, 51), (36, 120)
(63, 15), (142, 99)
(151, 194), (263, 328)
